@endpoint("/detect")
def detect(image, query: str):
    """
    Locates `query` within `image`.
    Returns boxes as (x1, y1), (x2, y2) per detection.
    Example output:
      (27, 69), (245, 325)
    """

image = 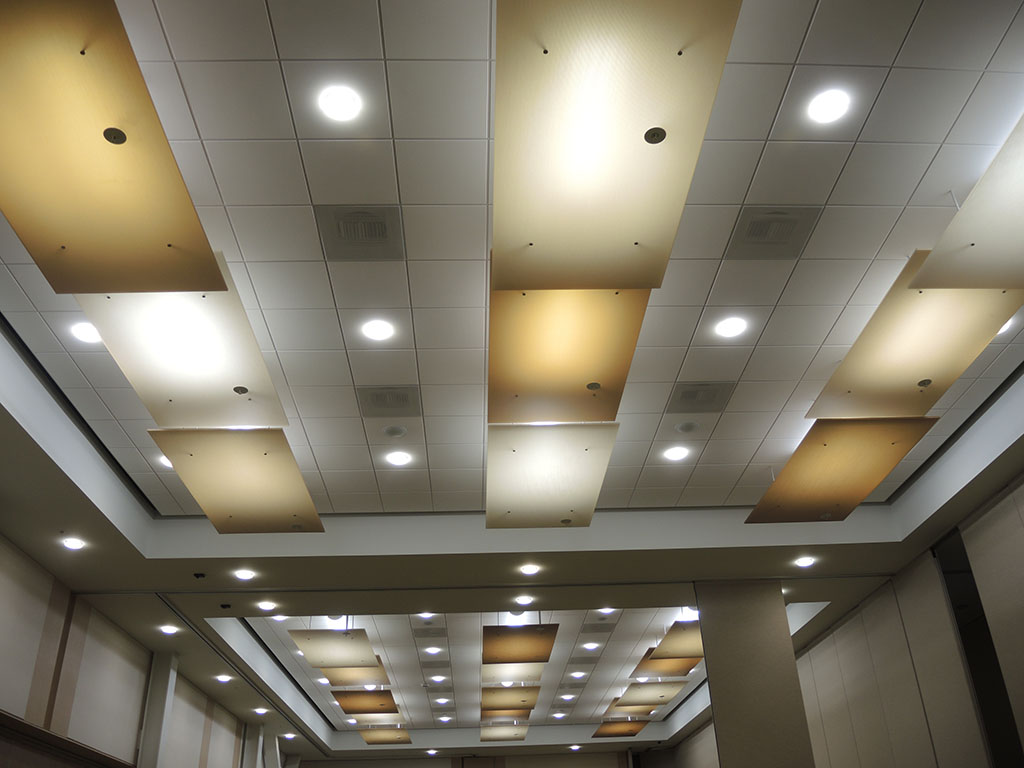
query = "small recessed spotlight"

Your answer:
(501, 681), (514, 688)
(570, 671), (586, 679)
(514, 594), (534, 606)
(427, 749), (438, 756)
(582, 642), (599, 651)
(553, 712), (566, 719)
(636, 676), (649, 683)
(570, 745), (581, 751)
(431, 675), (446, 683)
(215, 674), (232, 683)
(157, 455), (173, 468)
(347, 718), (357, 724)
(424, 646), (442, 655)
(439, 716), (452, 723)
(272, 615), (288, 622)
(663, 446), (690, 461)
(385, 450), (412, 466)
(233, 569), (256, 581)
(436, 698), (450, 704)
(159, 625), (179, 635)
(794, 556), (816, 568)
(317, 677), (330, 685)
(560, 694), (576, 701)
(257, 601), (276, 611)
(297, 651), (304, 657)
(318, 84), (362, 121)
(70, 322), (102, 344)
(361, 319), (395, 341)
(364, 684), (377, 691)
(714, 316), (747, 338)
(807, 88), (851, 124)
(679, 606), (700, 622)
(519, 563), (541, 575)
(254, 708), (269, 715)
(61, 537), (86, 550)
(418, 612), (435, 619)
(282, 733), (296, 740)
(597, 607), (615, 614)
(999, 319), (1014, 335)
